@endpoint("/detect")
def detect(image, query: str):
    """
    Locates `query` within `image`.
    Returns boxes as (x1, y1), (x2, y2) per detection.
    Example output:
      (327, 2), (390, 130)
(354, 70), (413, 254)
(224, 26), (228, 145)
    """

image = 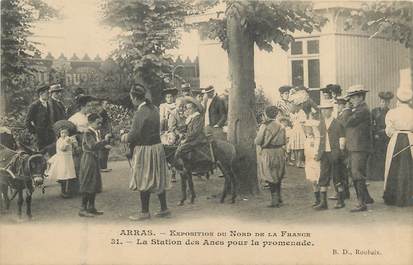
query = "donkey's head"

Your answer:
(26, 154), (47, 187)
